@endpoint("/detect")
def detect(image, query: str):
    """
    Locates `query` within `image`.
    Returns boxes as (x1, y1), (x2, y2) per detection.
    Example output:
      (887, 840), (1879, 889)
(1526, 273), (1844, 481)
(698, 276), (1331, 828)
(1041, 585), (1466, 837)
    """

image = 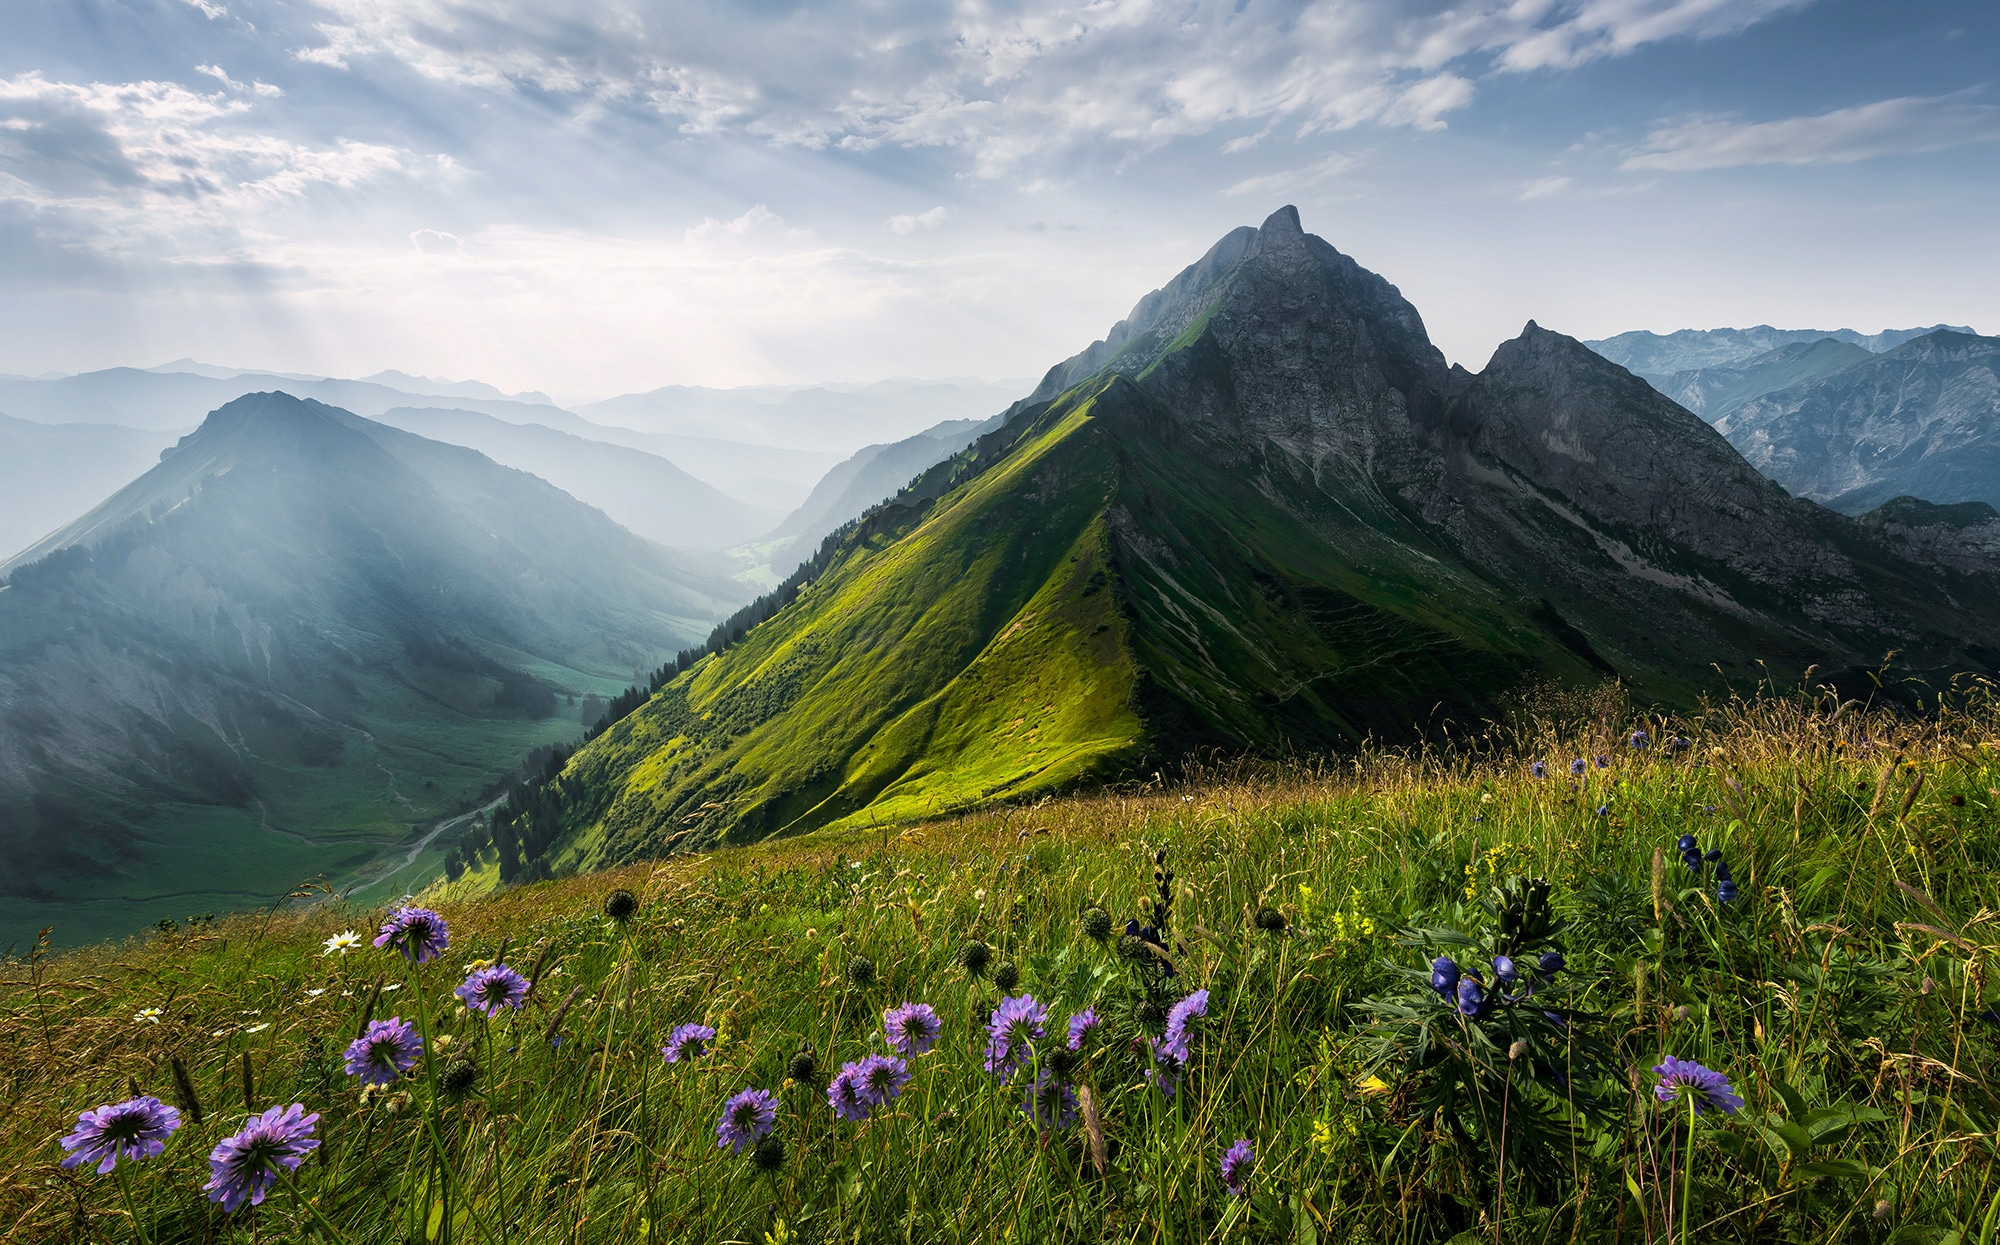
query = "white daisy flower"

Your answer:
(244, 1023), (271, 1034)
(134, 1007), (163, 1024)
(323, 930), (363, 956)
